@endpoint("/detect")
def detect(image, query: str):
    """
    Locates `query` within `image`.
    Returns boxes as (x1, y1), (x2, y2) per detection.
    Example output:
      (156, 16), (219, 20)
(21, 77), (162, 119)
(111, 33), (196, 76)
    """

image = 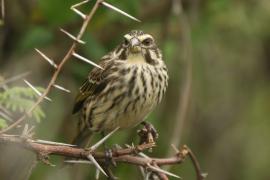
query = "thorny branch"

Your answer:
(0, 0), (104, 133)
(0, 134), (206, 180)
(0, 0), (140, 134)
